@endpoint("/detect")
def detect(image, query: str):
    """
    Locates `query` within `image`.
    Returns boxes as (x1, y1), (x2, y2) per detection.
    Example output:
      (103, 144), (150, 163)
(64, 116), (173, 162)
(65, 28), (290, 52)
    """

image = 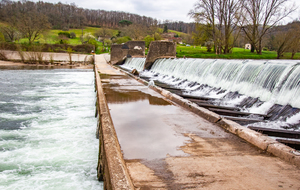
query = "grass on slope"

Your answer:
(18, 27), (118, 45)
